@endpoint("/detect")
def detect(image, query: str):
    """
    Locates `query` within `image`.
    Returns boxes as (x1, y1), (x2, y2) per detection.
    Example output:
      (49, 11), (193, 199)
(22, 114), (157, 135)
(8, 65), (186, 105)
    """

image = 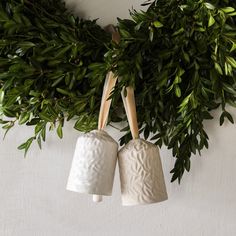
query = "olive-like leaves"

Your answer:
(96, 0), (236, 182)
(0, 0), (110, 155)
